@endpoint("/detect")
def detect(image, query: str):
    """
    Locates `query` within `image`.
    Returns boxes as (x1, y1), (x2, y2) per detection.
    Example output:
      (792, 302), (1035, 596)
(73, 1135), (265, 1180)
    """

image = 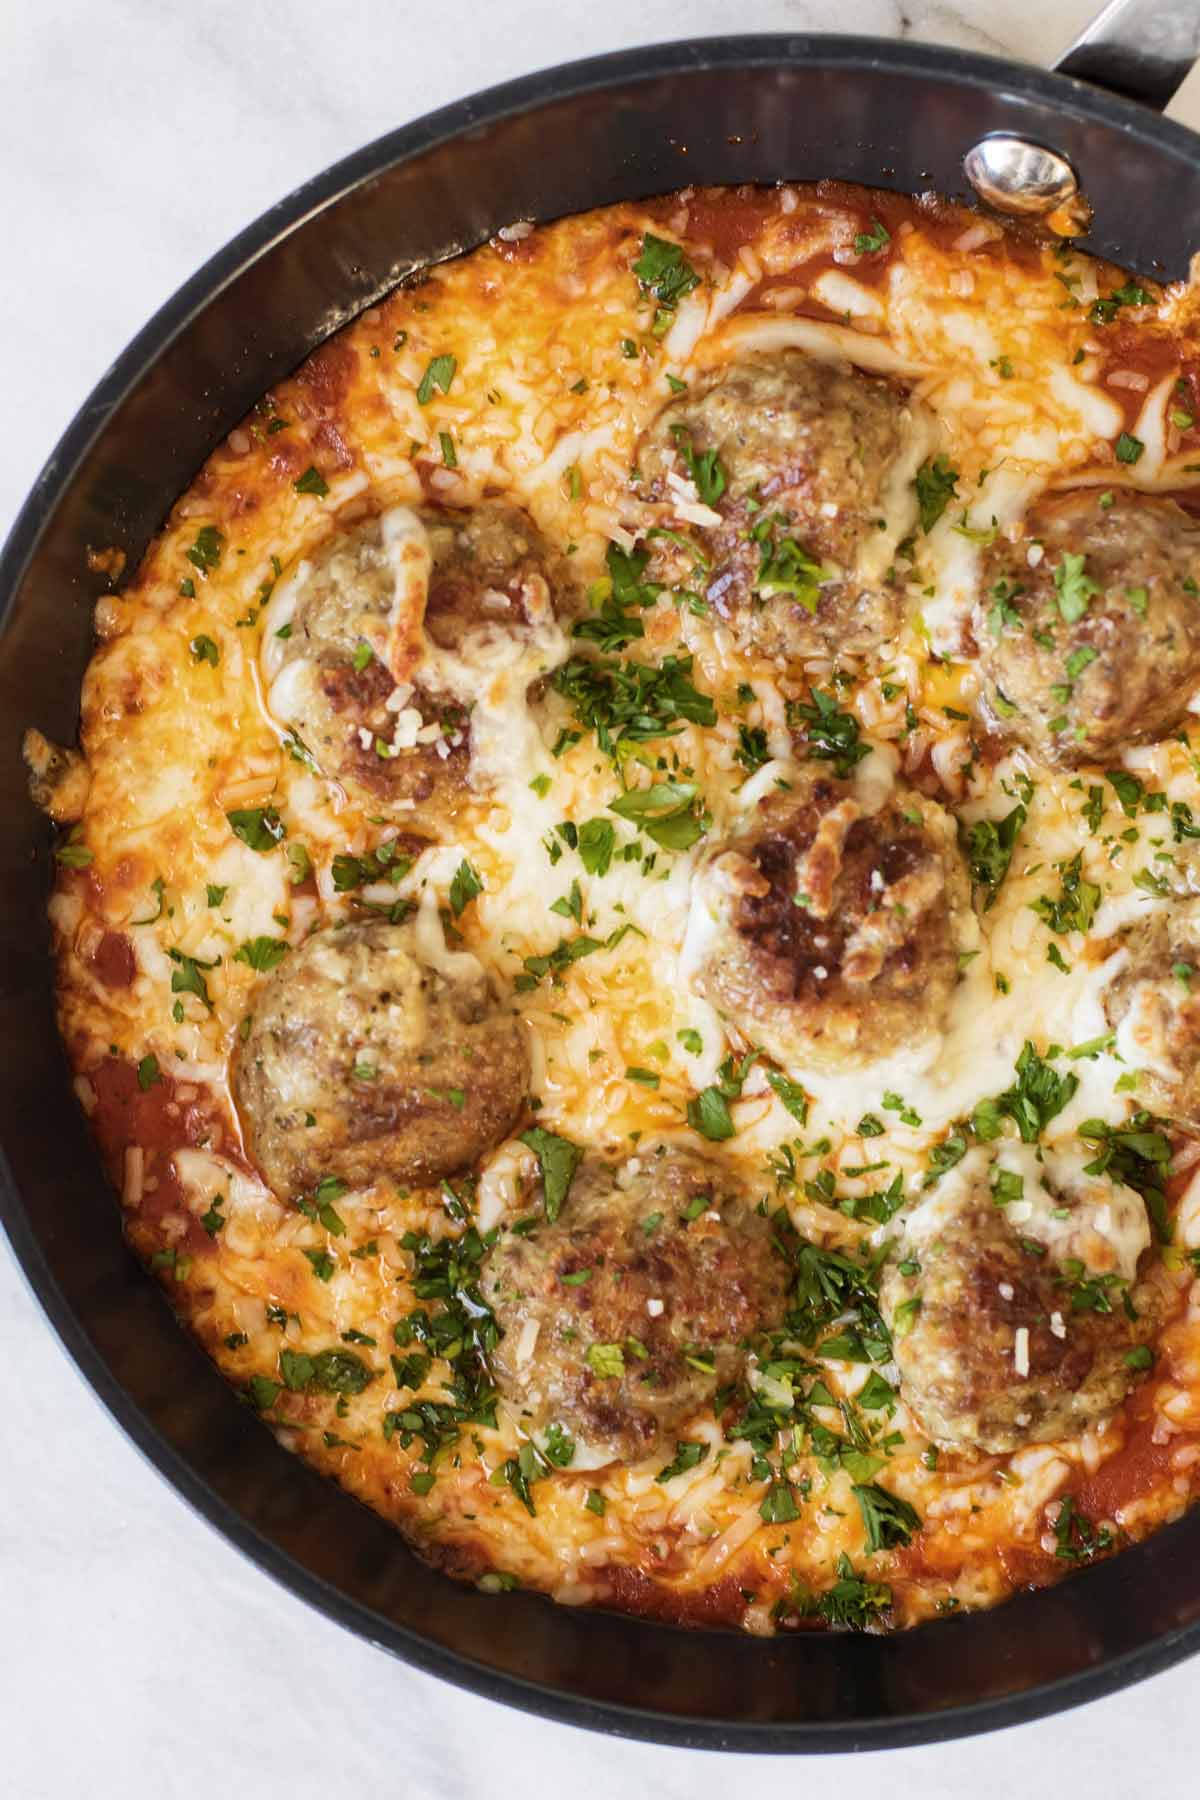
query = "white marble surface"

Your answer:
(3, 1), (1199, 1793)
